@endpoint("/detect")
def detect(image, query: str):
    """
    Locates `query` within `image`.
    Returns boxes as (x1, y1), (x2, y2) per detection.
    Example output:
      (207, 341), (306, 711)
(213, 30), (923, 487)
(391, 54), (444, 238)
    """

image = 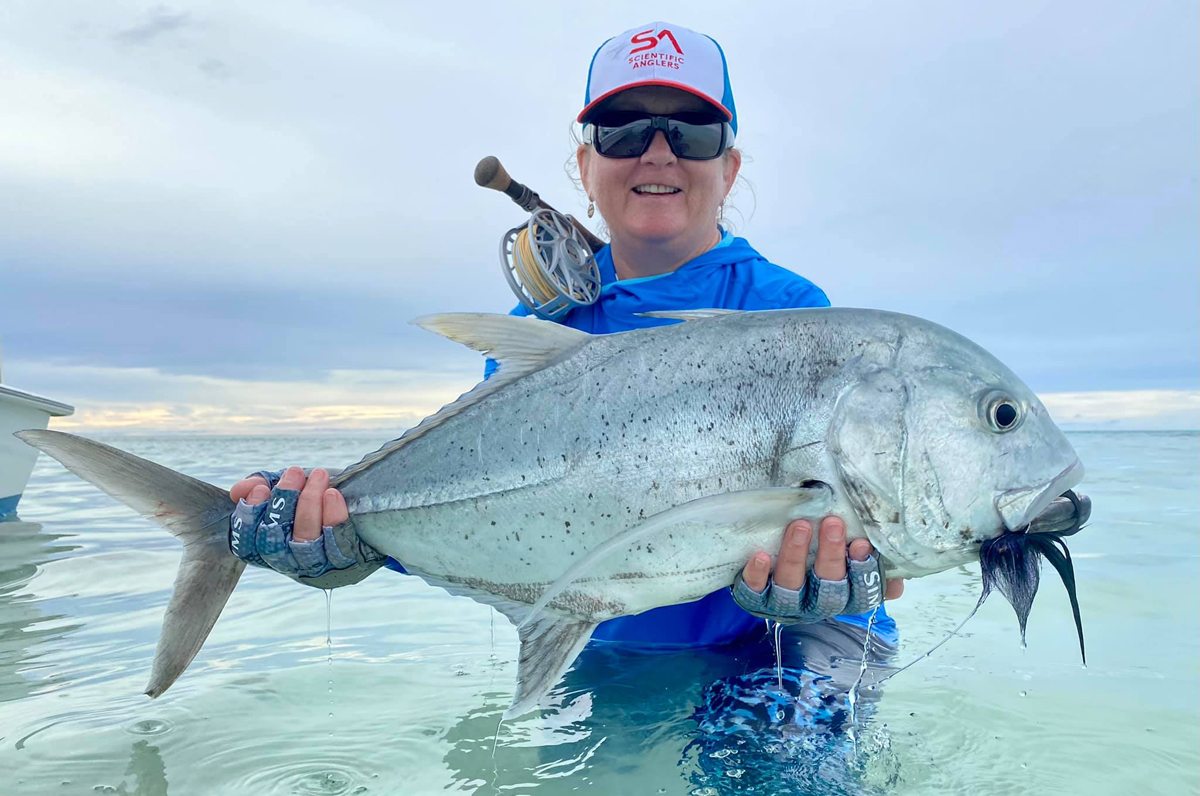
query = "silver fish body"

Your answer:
(342, 309), (1080, 618)
(17, 307), (1086, 717)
